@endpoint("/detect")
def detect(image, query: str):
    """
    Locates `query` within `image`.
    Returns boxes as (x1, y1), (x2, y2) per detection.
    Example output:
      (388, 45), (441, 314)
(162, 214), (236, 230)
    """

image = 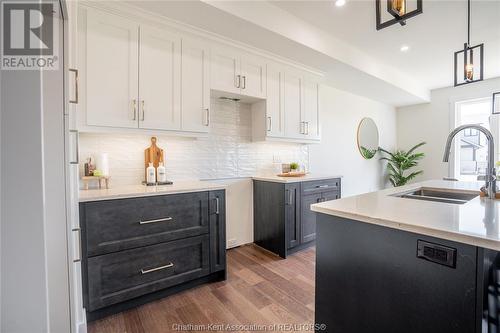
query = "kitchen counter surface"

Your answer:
(79, 180), (226, 202)
(252, 174), (342, 183)
(311, 180), (500, 250)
